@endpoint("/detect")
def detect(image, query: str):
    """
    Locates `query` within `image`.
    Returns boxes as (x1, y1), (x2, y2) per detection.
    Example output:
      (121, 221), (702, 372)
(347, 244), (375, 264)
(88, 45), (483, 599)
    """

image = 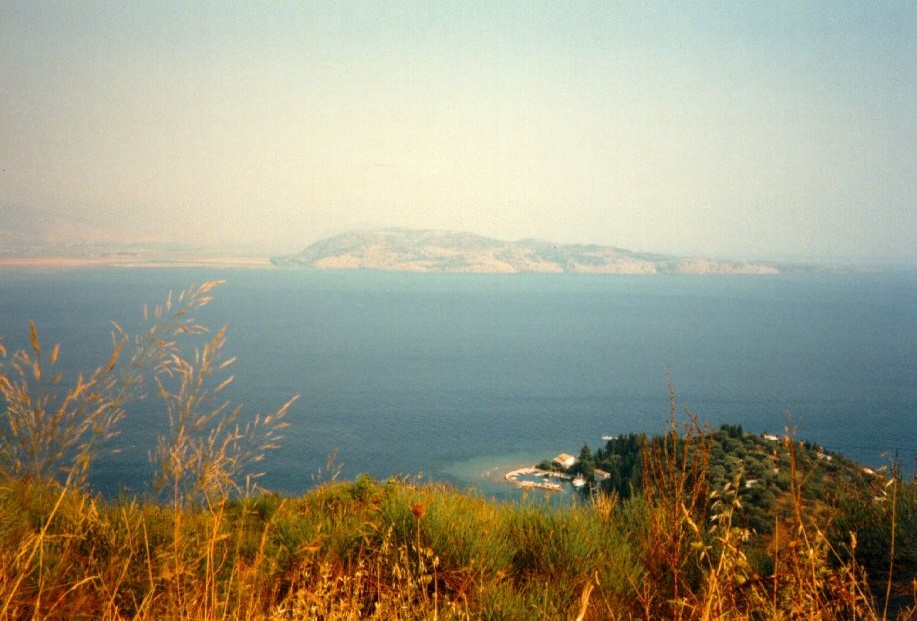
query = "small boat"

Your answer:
(601, 435), (617, 442)
(571, 475), (586, 488)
